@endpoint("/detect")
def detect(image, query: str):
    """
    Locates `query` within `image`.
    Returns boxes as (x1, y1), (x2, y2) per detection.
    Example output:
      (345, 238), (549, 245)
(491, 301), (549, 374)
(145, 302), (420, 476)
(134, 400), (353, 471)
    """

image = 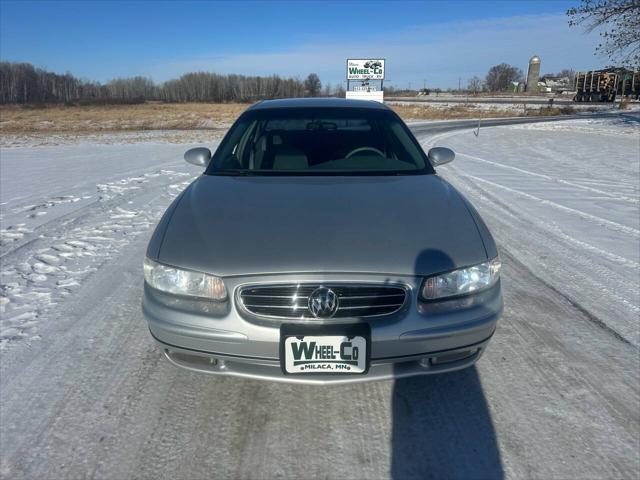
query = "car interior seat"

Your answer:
(270, 134), (308, 170)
